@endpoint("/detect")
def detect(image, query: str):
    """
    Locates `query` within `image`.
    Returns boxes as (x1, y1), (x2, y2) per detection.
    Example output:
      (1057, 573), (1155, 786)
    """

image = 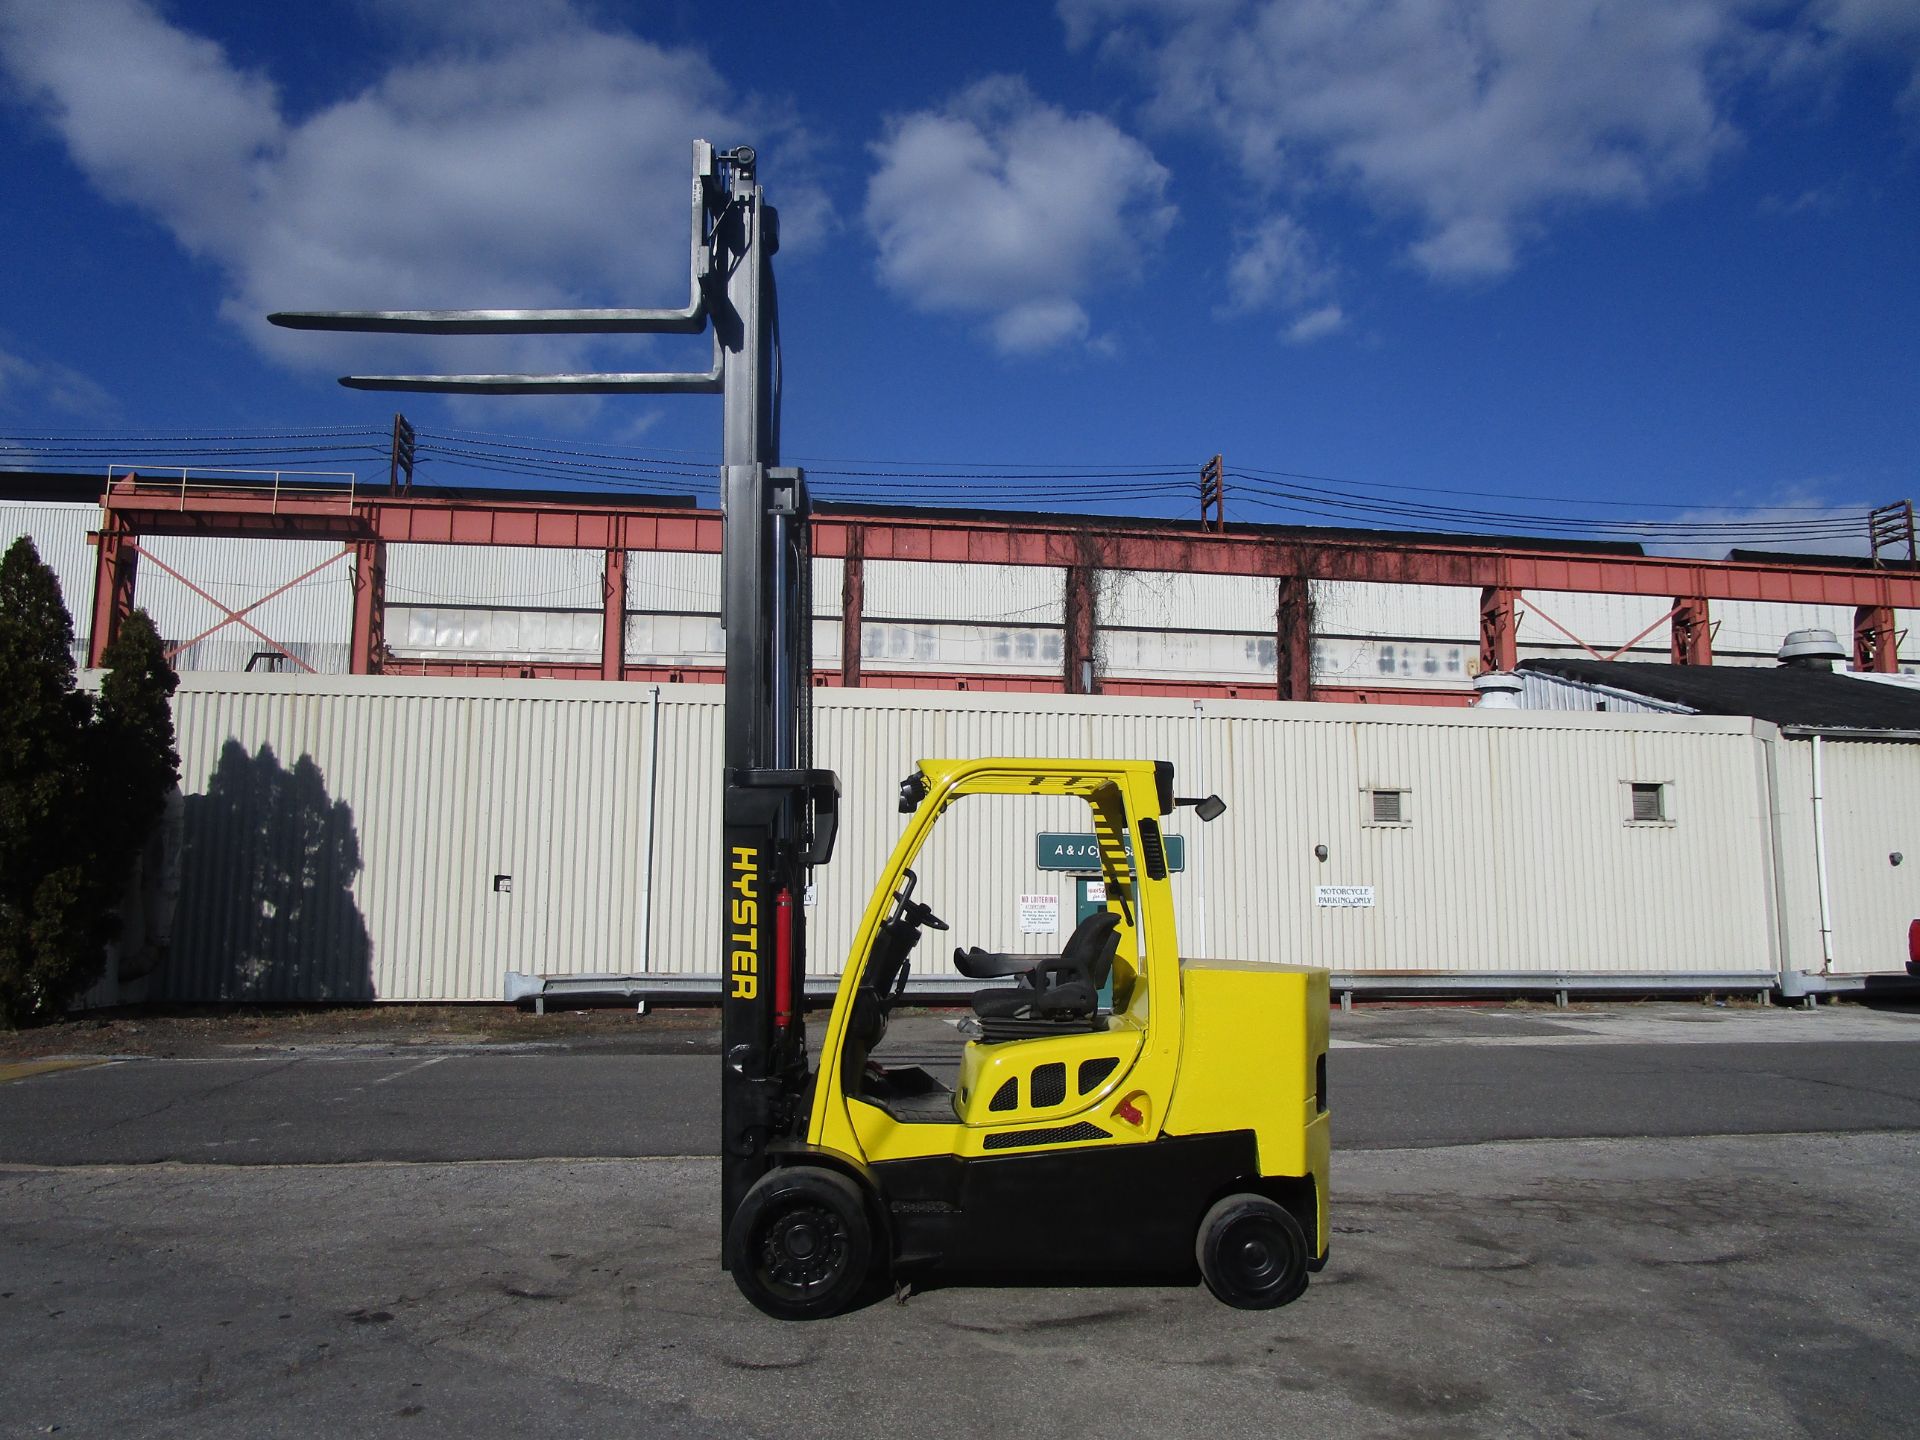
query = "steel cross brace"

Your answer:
(128, 538), (352, 672)
(1523, 595), (1688, 662)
